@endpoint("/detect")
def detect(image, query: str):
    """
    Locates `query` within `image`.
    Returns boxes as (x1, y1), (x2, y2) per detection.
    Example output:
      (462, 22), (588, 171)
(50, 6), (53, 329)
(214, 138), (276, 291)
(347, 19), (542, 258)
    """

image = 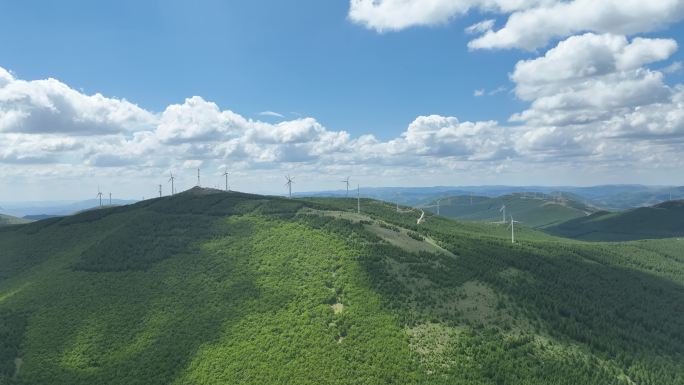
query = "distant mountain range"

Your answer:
(301, 184), (684, 210)
(2, 184), (683, 219)
(545, 200), (684, 241)
(0, 213), (32, 226)
(0, 199), (137, 218)
(424, 193), (599, 228)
